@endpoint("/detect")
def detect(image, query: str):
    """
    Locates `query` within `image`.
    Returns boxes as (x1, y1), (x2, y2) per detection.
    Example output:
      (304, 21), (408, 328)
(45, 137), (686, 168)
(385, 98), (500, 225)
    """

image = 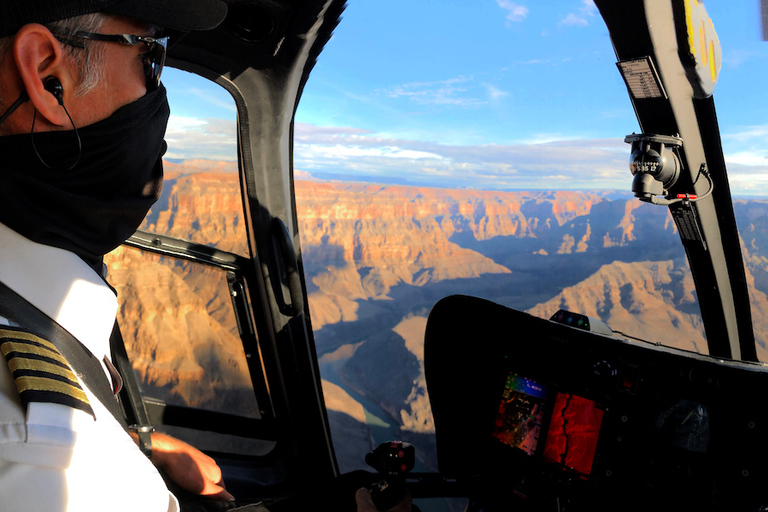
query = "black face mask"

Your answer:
(0, 85), (170, 268)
